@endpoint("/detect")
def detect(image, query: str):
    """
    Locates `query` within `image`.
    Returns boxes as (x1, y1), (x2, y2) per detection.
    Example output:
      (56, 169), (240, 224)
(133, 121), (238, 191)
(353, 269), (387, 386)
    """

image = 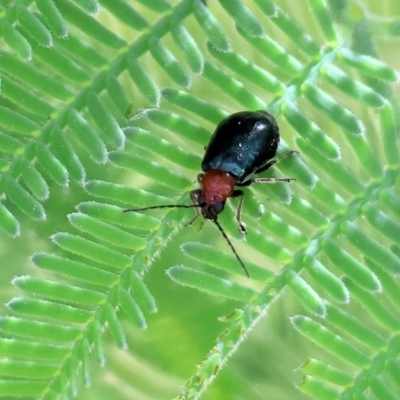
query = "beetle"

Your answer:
(124, 110), (296, 276)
